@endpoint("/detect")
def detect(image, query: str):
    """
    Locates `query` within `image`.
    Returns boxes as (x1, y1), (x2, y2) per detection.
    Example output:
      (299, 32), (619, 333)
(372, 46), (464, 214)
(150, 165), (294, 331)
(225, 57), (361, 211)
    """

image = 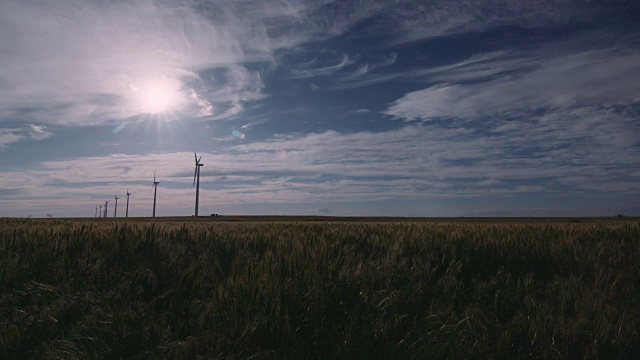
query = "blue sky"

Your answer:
(1, 0), (639, 217)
